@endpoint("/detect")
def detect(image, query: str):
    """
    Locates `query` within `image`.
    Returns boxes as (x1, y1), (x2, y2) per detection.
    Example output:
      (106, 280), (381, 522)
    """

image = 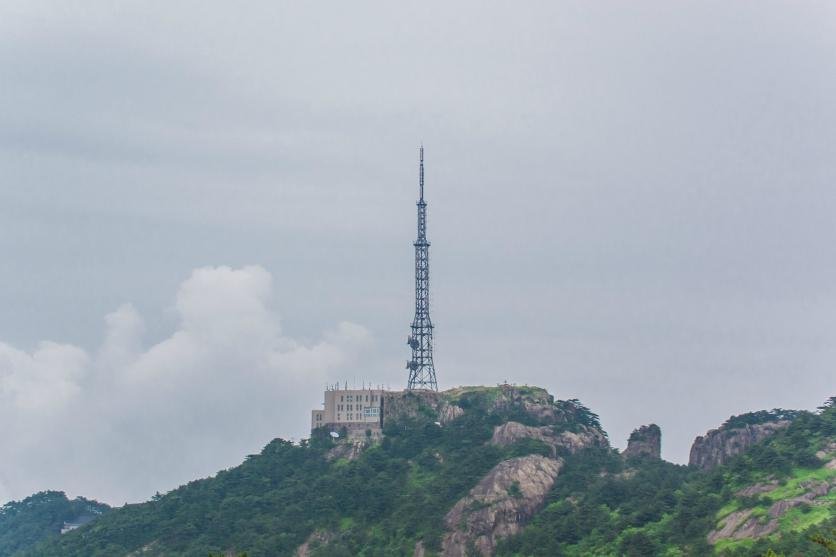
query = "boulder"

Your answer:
(441, 455), (562, 556)
(490, 421), (607, 457)
(623, 424), (661, 460)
